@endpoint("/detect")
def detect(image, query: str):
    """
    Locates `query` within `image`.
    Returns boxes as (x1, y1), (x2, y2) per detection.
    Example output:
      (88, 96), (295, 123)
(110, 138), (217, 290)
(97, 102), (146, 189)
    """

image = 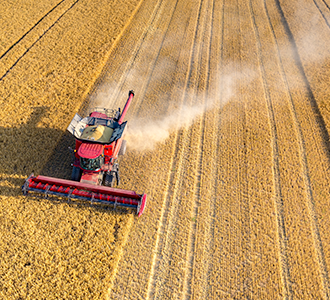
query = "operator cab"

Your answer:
(78, 143), (103, 171)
